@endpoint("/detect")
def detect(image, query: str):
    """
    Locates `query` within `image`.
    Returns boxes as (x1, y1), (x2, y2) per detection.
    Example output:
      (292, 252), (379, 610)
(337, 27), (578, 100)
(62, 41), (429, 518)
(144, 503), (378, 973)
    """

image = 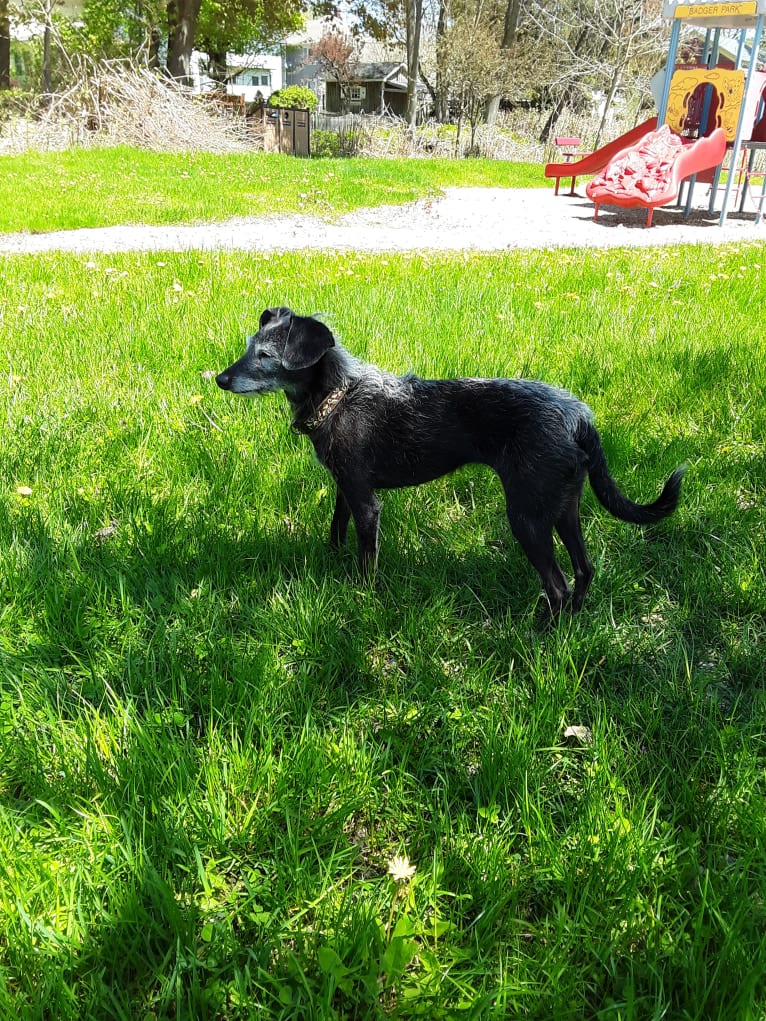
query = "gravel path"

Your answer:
(1, 186), (763, 255)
